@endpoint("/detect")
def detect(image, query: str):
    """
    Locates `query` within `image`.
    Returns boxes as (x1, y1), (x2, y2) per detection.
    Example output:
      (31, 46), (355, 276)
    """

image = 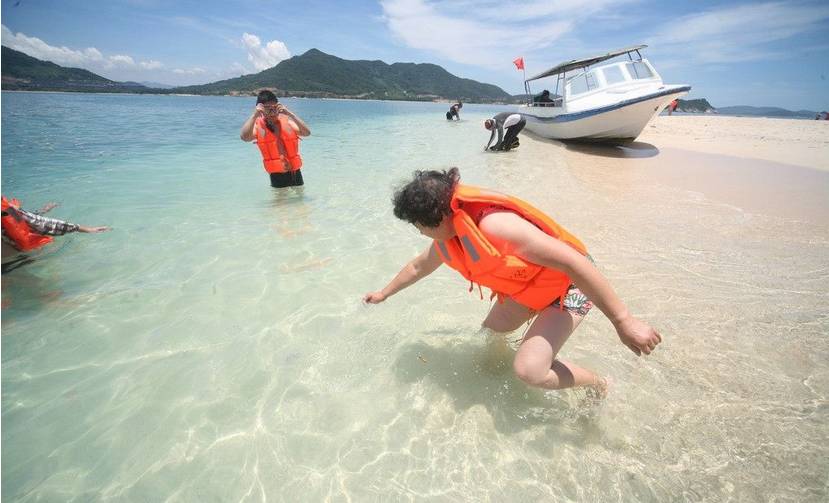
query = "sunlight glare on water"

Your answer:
(2, 92), (827, 502)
